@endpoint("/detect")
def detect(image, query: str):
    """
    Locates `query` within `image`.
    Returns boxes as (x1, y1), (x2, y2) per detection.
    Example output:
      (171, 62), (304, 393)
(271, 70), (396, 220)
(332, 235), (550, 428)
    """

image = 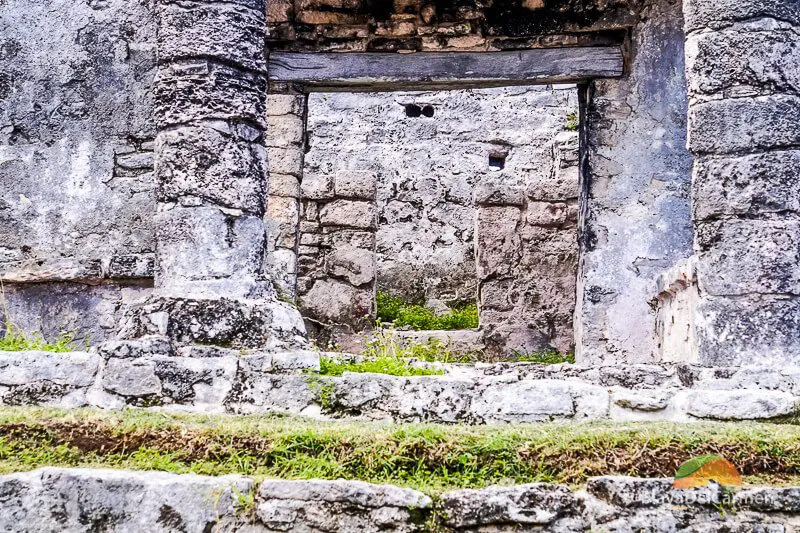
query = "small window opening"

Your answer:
(489, 153), (506, 170)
